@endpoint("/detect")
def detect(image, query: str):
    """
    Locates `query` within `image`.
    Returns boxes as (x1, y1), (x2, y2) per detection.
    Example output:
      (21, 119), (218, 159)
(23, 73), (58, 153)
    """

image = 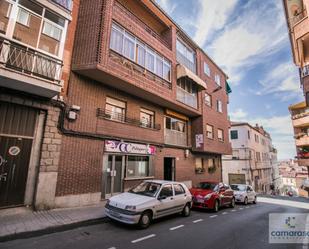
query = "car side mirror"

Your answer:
(158, 195), (166, 200)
